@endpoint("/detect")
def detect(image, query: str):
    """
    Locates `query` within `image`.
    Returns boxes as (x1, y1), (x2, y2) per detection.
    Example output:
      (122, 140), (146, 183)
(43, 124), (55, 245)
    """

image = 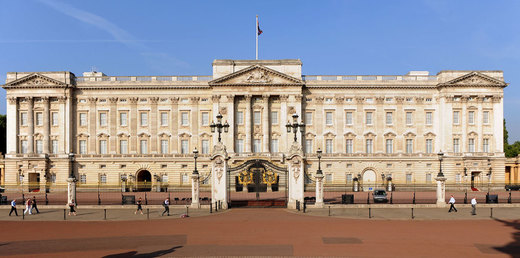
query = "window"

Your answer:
(253, 139), (261, 153)
(181, 112), (189, 126)
(305, 139), (312, 154)
(468, 111), (475, 124)
(346, 139), (353, 153)
(202, 140), (209, 154)
(140, 140), (148, 154)
(201, 112), (209, 126)
(99, 113), (107, 127)
(34, 112), (42, 126)
(366, 112), (373, 125)
(51, 140), (58, 154)
(181, 140), (188, 154)
(161, 112), (168, 126)
(345, 112), (353, 125)
(305, 112), (312, 125)
(20, 112), (27, 126)
(455, 174), (461, 183)
(80, 174), (86, 184)
(325, 112), (333, 125)
(140, 112), (148, 126)
(346, 174), (353, 184)
(100, 174), (107, 184)
(271, 111), (278, 125)
(36, 140), (43, 153)
(326, 139), (333, 153)
(162, 174), (168, 183)
(79, 140), (87, 154)
(120, 112), (127, 126)
(325, 174), (333, 183)
(120, 140), (128, 154)
(161, 140), (168, 154)
(483, 138), (489, 153)
(406, 139), (413, 153)
(406, 174), (412, 184)
(271, 139), (279, 153)
(366, 139), (373, 154)
(453, 139), (460, 153)
(51, 112), (58, 126)
(426, 174), (432, 183)
(79, 113), (87, 126)
(386, 139), (393, 154)
(386, 112), (393, 125)
(253, 111), (261, 125)
(425, 112), (432, 125)
(236, 139), (244, 153)
(406, 112), (413, 125)
(483, 111), (490, 124)
(99, 140), (107, 154)
(453, 111), (460, 124)
(181, 174), (189, 184)
(468, 138), (475, 152)
(426, 139), (433, 154)
(236, 111), (244, 125)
